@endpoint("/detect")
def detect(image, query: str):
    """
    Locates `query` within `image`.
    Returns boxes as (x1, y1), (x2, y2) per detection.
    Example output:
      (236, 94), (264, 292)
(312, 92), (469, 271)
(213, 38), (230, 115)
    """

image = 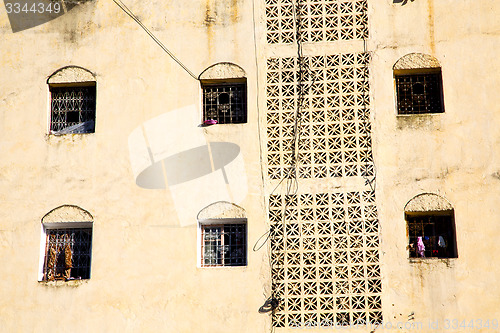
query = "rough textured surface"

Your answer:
(42, 205), (93, 223)
(404, 193), (453, 212)
(0, 0), (499, 332)
(197, 201), (246, 220)
(393, 53), (441, 70)
(198, 62), (246, 80)
(47, 66), (96, 84)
